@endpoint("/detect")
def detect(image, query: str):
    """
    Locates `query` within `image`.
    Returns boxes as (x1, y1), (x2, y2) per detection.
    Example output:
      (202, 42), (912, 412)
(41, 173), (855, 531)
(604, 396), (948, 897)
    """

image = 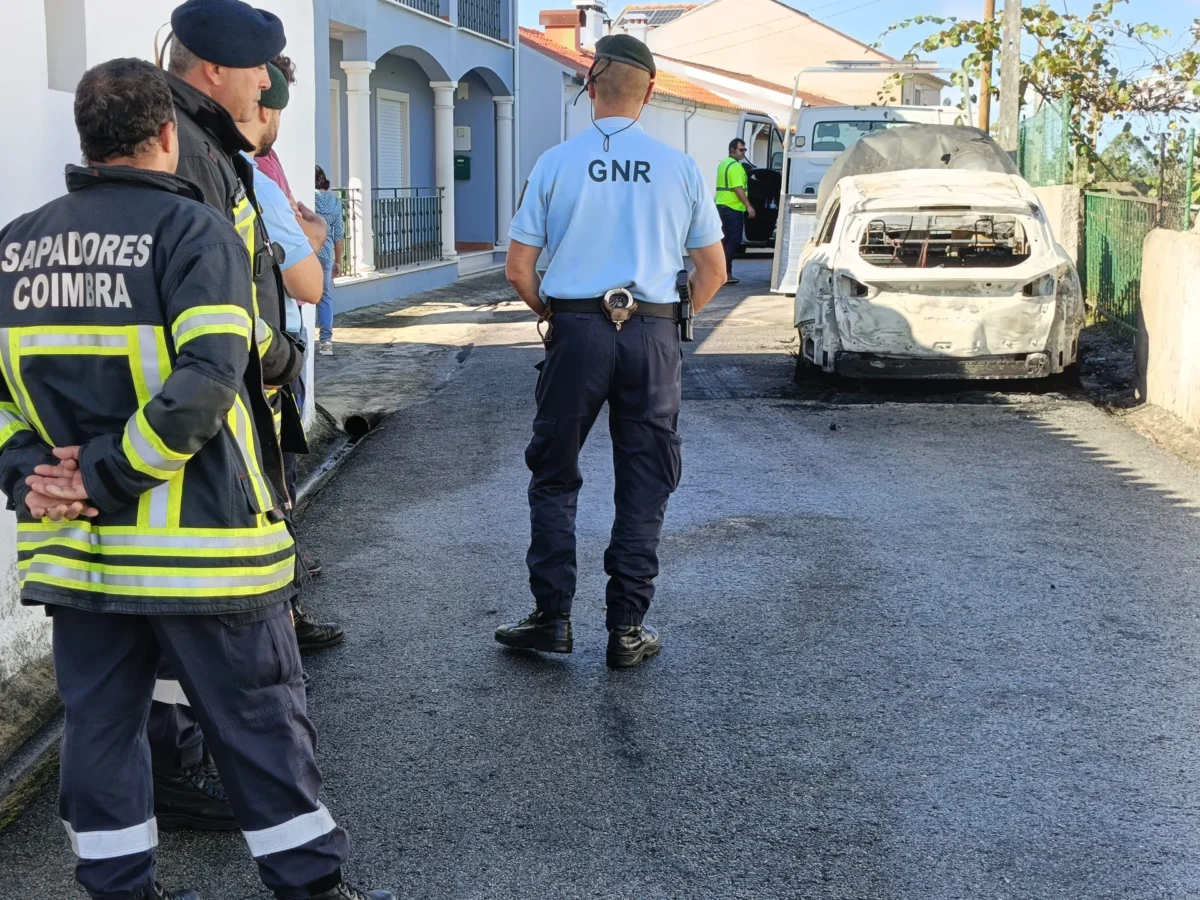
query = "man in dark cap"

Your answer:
(142, 3), (390, 900)
(496, 33), (727, 667)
